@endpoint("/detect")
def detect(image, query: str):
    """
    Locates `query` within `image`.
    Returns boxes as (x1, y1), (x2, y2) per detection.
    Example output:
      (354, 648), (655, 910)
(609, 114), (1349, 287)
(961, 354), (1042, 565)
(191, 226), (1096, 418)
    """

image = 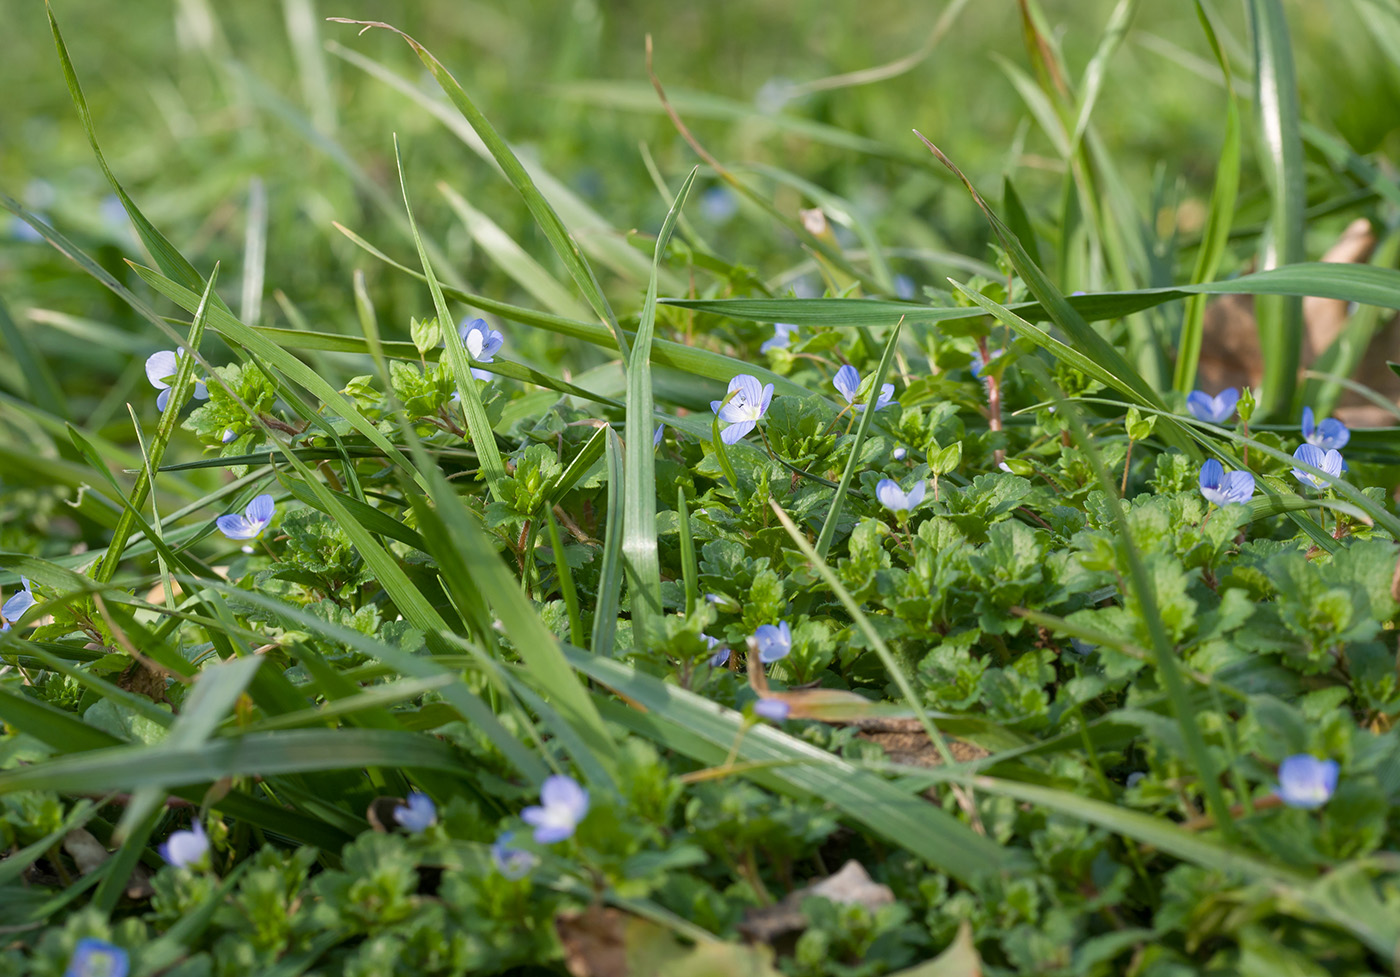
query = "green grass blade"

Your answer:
(393, 135), (507, 497)
(1173, 0), (1242, 395)
(813, 319), (902, 560)
(677, 487), (699, 618)
(1248, 0), (1307, 420)
(545, 509), (585, 648)
(96, 264), (218, 583)
(591, 428), (626, 657)
(437, 182), (594, 322)
(330, 19), (627, 358)
(566, 648), (1017, 884)
(1070, 0), (1140, 149)
(0, 296), (67, 419)
(624, 167), (697, 645)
